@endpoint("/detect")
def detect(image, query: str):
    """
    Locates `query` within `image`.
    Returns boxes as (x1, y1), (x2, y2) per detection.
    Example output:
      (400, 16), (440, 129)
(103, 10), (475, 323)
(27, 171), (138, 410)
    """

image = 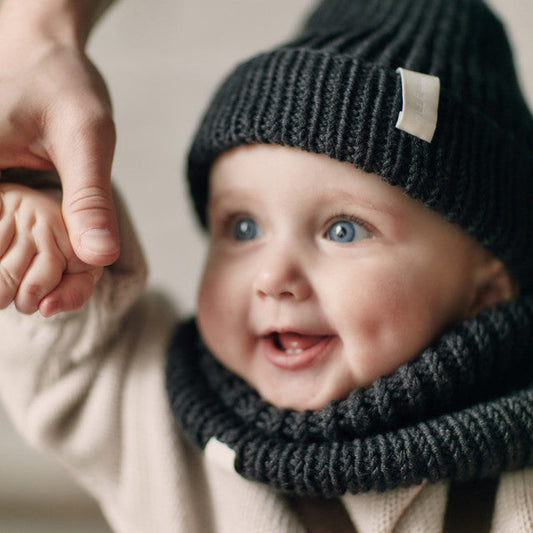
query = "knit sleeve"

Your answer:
(0, 187), (179, 493)
(491, 469), (533, 533)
